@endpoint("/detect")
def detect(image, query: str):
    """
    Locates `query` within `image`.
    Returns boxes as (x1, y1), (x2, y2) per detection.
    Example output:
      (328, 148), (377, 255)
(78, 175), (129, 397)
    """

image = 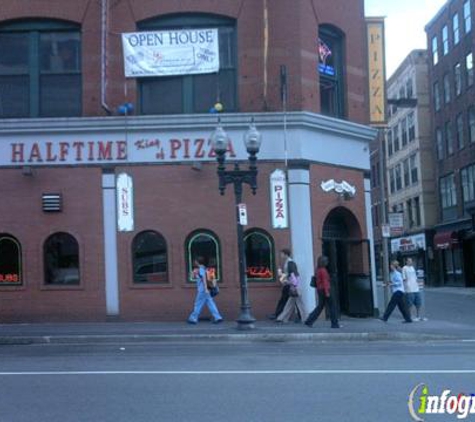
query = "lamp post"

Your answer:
(210, 118), (262, 330)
